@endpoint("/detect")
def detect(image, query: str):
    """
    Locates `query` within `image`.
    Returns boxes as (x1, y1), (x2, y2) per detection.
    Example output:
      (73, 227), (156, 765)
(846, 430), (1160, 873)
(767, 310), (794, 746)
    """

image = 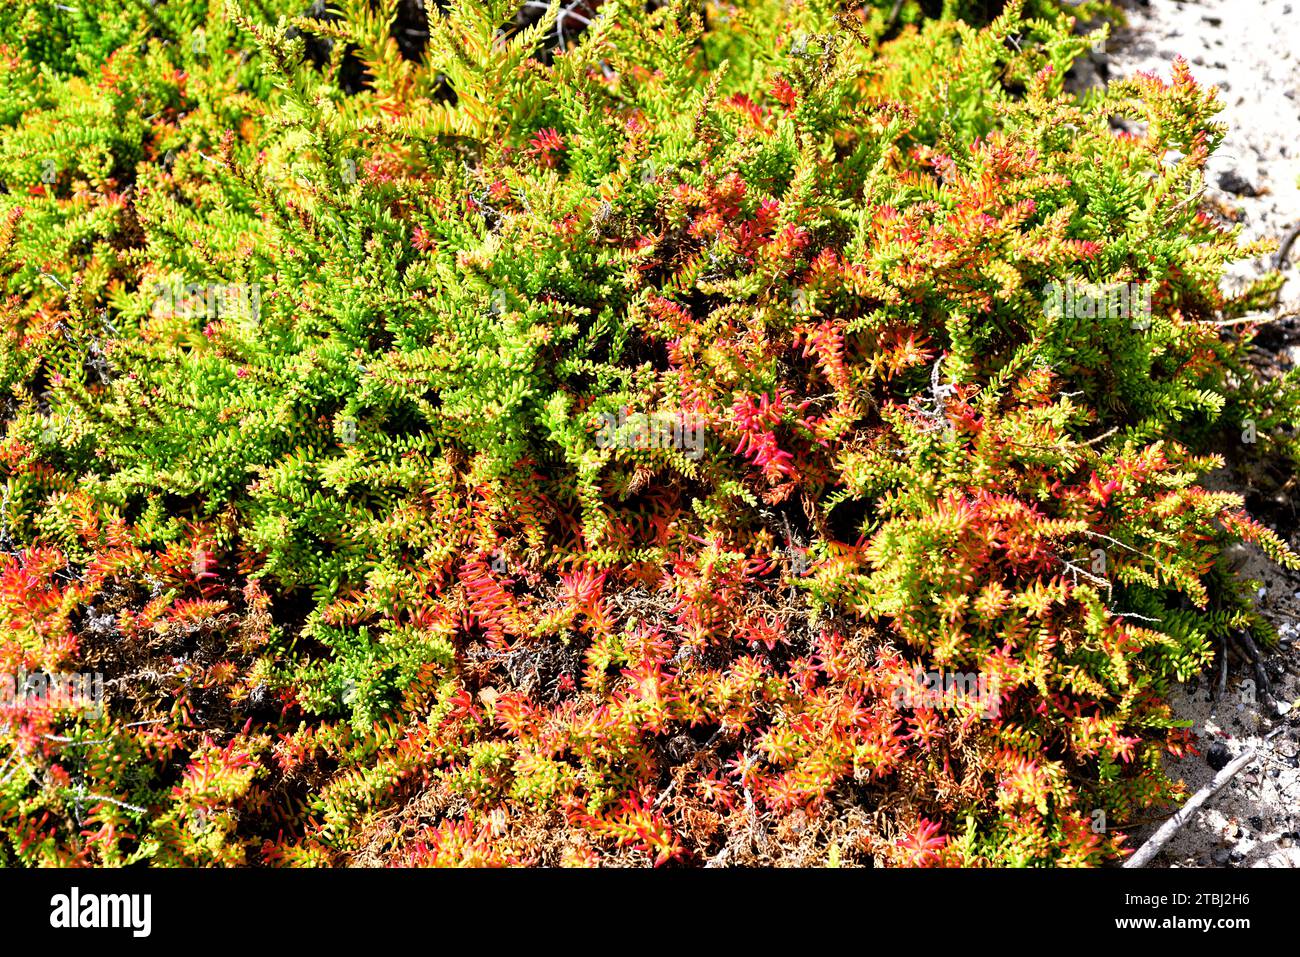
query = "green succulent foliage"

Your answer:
(0, 0), (1297, 867)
